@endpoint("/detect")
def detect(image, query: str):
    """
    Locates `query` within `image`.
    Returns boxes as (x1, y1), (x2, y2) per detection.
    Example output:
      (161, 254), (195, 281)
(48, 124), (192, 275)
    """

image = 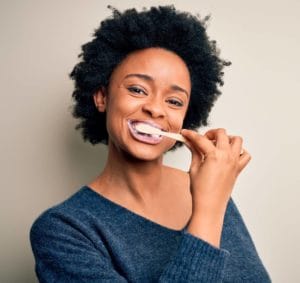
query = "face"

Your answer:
(94, 48), (191, 161)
